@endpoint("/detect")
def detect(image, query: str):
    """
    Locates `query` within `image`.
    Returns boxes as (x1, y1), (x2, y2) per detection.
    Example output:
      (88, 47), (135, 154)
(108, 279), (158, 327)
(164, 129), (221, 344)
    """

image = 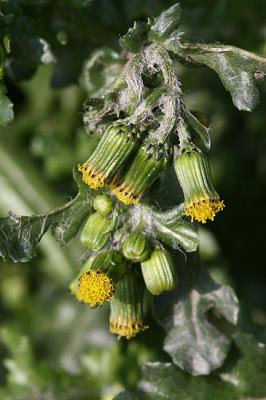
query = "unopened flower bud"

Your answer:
(80, 212), (113, 251)
(122, 232), (151, 263)
(141, 248), (177, 295)
(93, 194), (113, 216)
